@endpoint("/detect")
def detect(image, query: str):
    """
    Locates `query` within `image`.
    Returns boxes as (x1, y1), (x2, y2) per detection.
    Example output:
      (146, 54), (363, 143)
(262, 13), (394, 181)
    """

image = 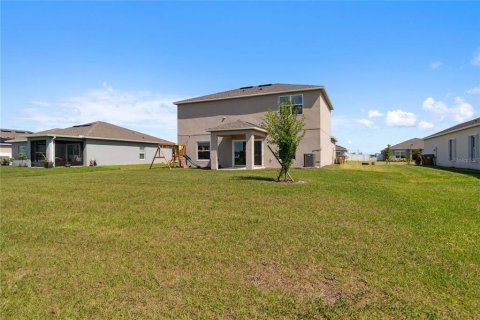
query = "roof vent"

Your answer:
(258, 84), (272, 87)
(239, 86), (254, 90)
(73, 123), (93, 128)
